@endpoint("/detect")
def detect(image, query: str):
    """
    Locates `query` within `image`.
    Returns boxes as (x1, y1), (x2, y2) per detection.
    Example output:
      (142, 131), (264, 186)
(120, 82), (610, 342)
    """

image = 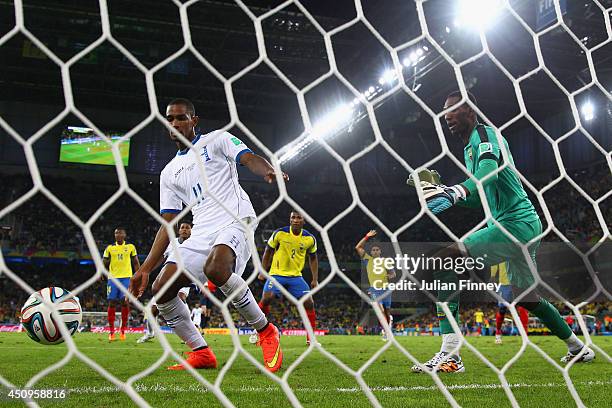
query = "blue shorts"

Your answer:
(368, 287), (392, 308)
(497, 284), (514, 306)
(263, 276), (310, 299)
(107, 277), (131, 300)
